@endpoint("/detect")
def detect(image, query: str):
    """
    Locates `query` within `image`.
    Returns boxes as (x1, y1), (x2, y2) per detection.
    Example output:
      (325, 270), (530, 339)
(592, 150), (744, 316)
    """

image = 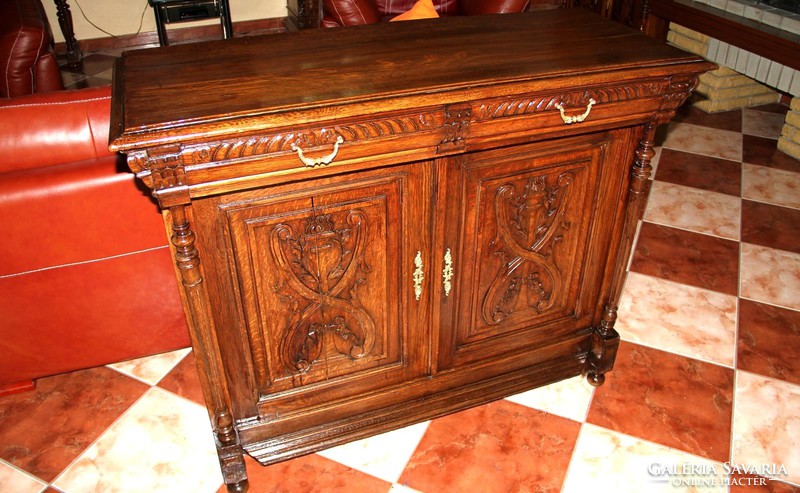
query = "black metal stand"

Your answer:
(148, 0), (233, 46)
